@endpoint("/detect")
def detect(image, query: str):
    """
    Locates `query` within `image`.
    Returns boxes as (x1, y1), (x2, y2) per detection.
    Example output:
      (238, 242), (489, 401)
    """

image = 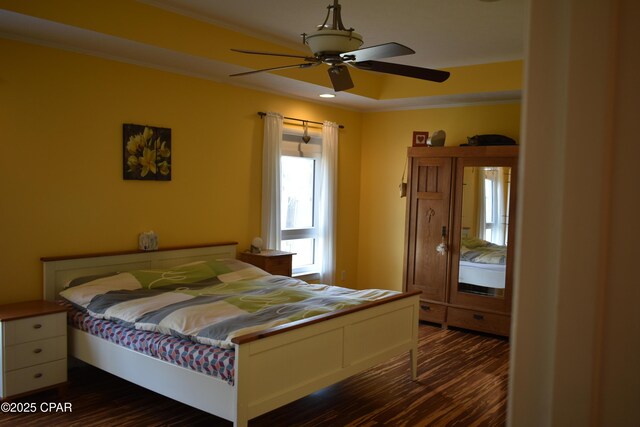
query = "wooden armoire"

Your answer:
(403, 145), (518, 336)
